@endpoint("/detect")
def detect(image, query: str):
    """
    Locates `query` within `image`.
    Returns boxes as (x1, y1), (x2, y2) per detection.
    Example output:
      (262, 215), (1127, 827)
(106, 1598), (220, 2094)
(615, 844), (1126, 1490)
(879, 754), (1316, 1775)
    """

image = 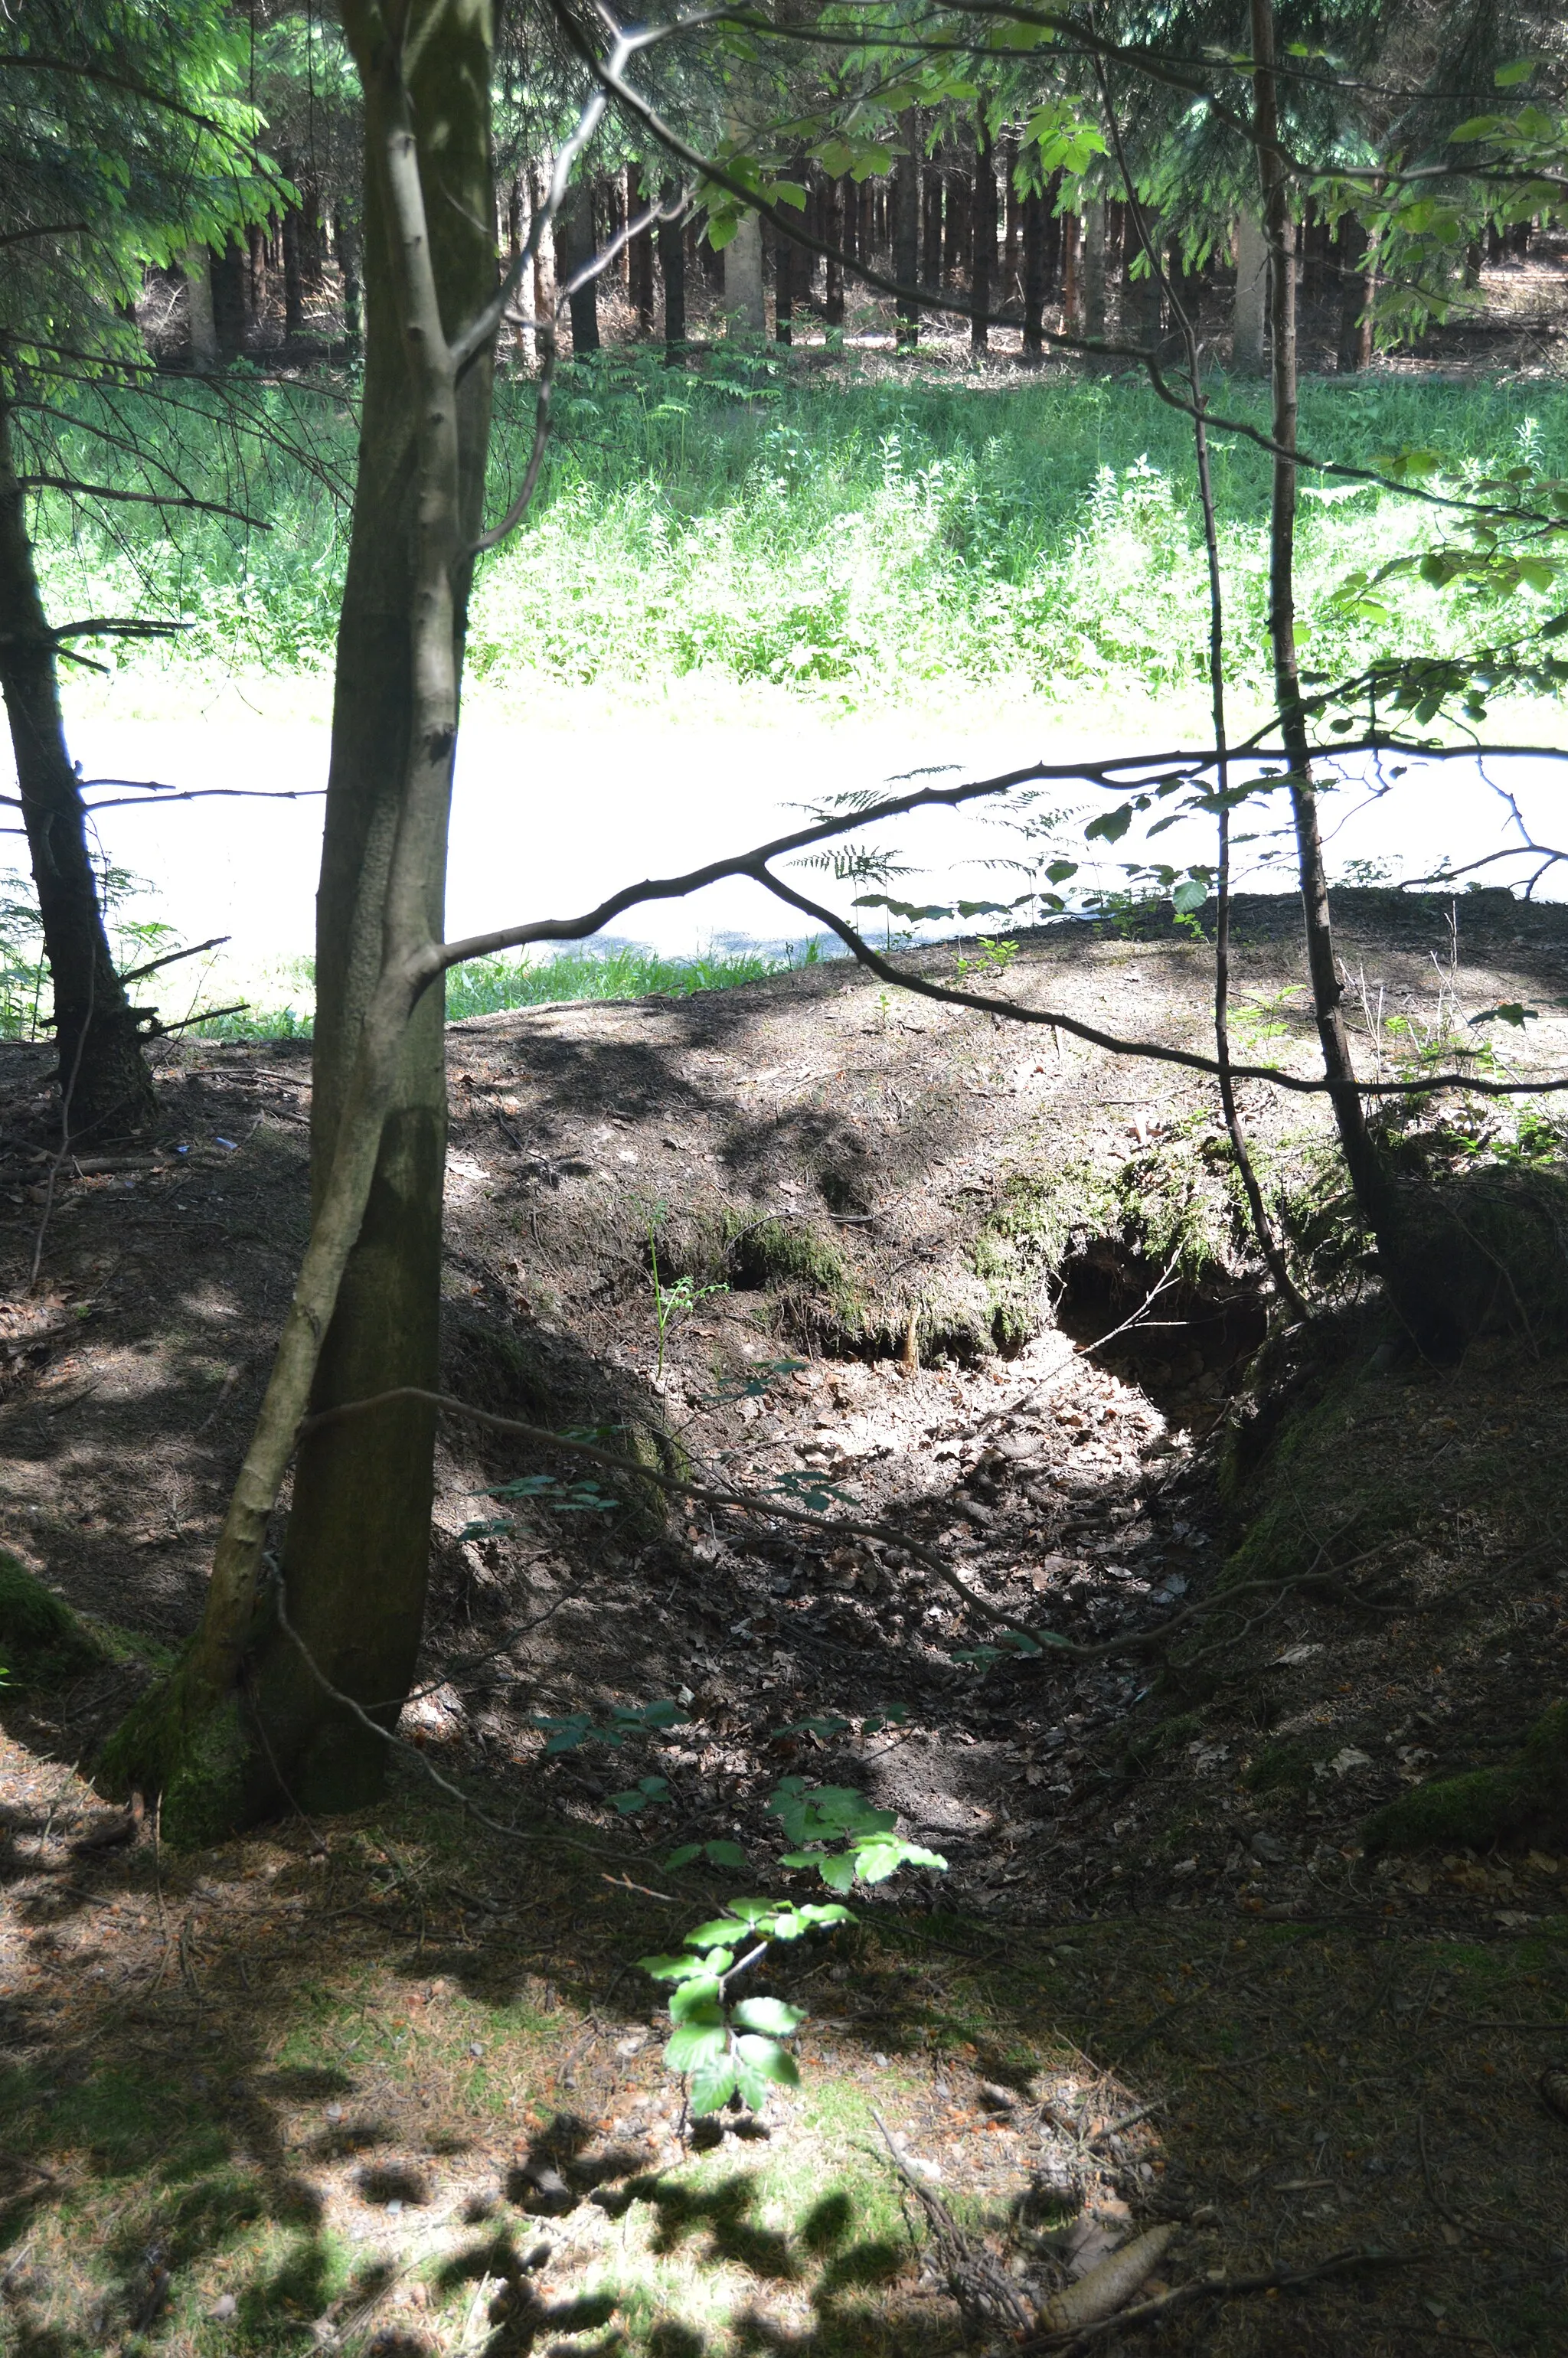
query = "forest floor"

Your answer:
(1, 890), (1566, 2356)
